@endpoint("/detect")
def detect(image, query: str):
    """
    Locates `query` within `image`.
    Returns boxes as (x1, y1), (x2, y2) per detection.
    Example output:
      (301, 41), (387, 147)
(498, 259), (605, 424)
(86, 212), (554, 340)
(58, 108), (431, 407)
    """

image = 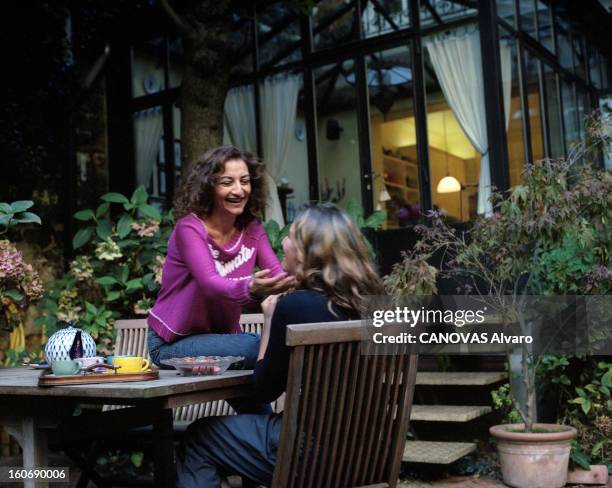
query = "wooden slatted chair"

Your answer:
(271, 320), (418, 488)
(70, 315), (270, 487)
(109, 314), (282, 419)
